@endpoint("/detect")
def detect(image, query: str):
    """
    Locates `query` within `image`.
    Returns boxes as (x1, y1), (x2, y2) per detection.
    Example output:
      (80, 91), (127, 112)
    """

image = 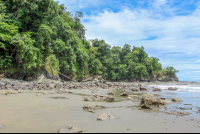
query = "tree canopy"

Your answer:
(0, 0), (178, 80)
